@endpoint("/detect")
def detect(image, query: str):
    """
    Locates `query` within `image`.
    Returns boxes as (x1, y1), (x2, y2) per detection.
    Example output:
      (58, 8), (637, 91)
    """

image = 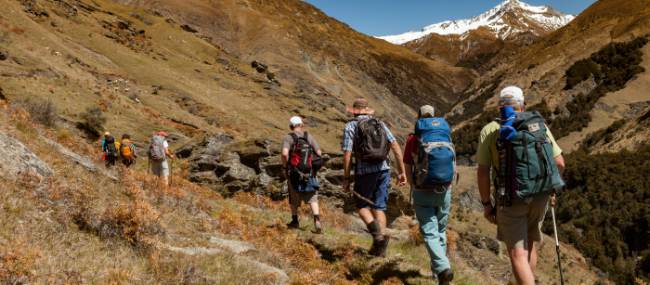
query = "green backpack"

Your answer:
(497, 111), (565, 200)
